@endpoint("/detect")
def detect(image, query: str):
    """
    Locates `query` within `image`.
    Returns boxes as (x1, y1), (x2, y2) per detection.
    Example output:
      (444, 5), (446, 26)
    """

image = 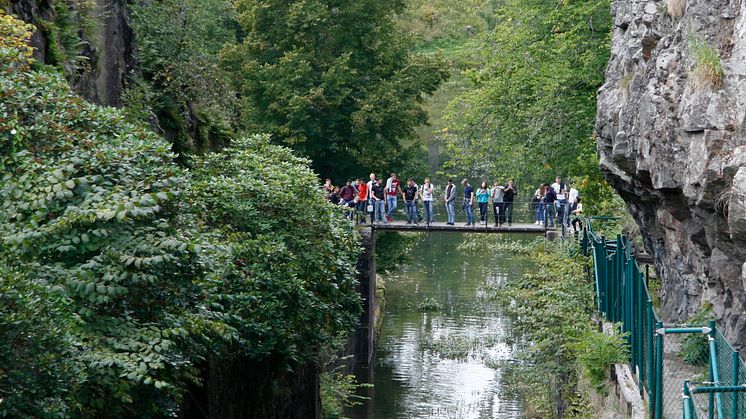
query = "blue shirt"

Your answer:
(463, 185), (474, 202)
